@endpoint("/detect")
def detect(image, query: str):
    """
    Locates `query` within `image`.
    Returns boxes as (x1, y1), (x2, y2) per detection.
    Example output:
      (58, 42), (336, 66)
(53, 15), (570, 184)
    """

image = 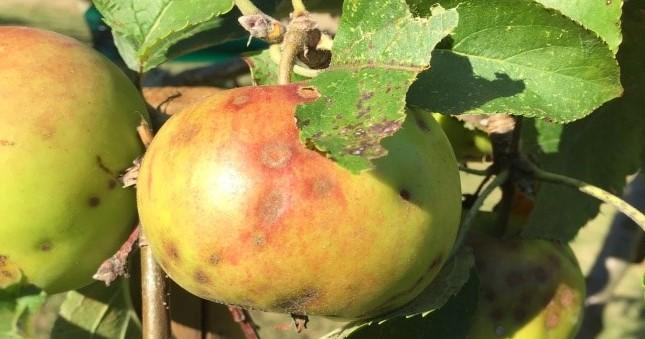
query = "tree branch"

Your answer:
(93, 226), (140, 285)
(528, 163), (645, 230)
(452, 170), (509, 255)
